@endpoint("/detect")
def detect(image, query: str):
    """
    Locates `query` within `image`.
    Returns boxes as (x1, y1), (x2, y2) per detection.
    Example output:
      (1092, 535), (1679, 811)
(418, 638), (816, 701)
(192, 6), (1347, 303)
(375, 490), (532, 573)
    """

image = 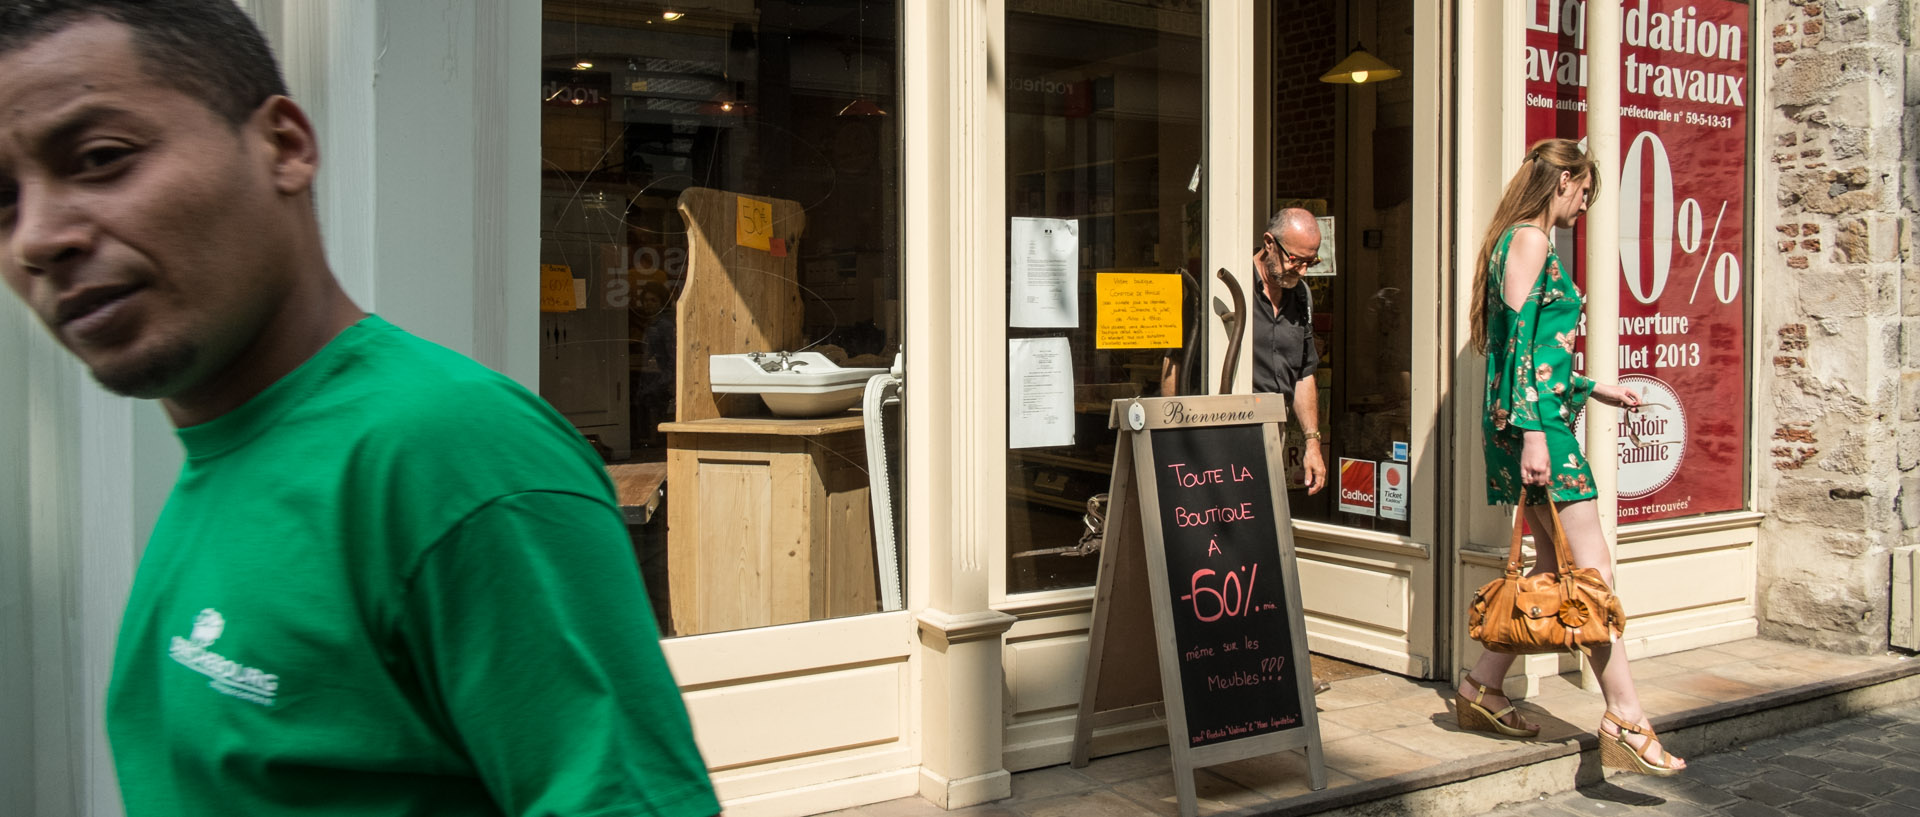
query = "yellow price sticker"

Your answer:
(1095, 273), (1182, 349)
(540, 264), (577, 312)
(736, 196), (772, 251)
